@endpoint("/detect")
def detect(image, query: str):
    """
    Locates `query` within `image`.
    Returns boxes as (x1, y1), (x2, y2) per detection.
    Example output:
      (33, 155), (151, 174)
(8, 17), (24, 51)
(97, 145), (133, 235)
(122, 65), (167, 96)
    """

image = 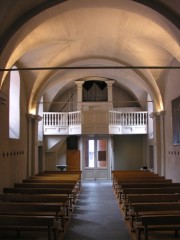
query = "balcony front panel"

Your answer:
(43, 110), (148, 135)
(44, 126), (69, 135)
